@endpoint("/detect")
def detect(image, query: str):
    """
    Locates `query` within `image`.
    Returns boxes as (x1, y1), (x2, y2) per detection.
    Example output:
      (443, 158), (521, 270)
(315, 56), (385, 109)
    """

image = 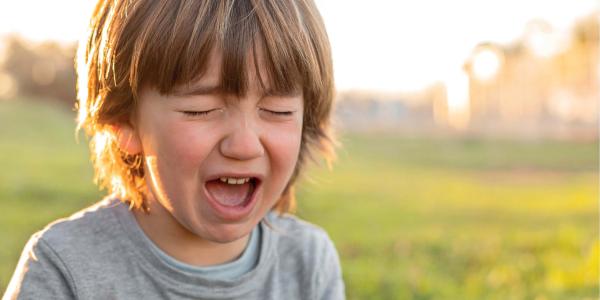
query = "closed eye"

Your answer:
(179, 109), (220, 117)
(260, 109), (295, 116)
